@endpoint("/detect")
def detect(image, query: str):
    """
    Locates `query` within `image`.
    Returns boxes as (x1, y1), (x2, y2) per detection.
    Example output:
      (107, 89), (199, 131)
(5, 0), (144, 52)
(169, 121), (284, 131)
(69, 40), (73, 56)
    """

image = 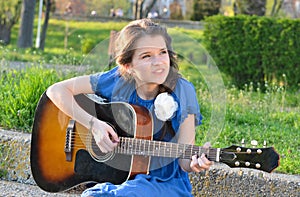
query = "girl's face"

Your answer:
(128, 35), (170, 88)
